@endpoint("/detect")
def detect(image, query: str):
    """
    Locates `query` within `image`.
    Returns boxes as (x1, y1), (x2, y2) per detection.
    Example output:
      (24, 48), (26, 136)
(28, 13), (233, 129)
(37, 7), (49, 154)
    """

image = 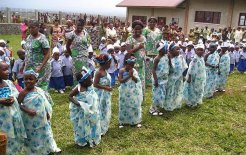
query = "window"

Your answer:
(195, 11), (221, 24)
(132, 15), (147, 25)
(239, 13), (246, 26)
